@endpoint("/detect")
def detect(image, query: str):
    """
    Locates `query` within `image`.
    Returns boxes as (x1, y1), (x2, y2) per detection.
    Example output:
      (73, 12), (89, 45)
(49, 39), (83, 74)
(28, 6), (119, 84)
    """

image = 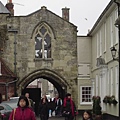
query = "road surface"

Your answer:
(36, 115), (81, 120)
